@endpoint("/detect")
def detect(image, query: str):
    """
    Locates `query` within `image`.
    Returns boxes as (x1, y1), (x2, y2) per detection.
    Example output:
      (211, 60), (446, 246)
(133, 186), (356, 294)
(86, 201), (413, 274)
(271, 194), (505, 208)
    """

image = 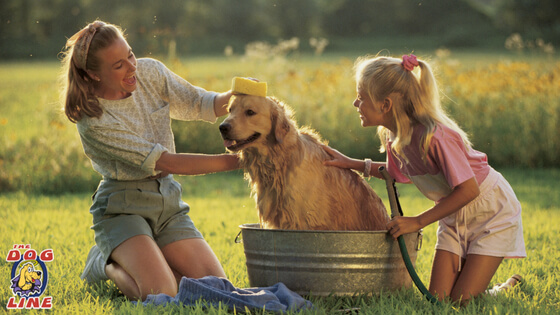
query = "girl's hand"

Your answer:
(322, 144), (386, 179)
(386, 216), (423, 239)
(321, 145), (354, 169)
